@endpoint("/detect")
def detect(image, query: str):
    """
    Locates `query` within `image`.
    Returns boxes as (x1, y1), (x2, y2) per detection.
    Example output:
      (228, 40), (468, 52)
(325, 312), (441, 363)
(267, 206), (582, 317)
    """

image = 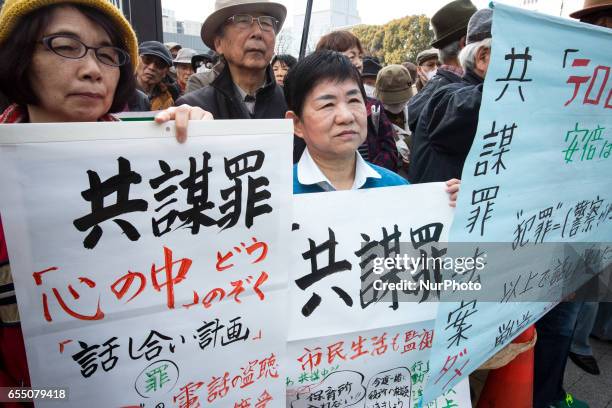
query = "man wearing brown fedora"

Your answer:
(176, 0), (288, 120)
(570, 0), (611, 28)
(407, 0), (477, 134)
